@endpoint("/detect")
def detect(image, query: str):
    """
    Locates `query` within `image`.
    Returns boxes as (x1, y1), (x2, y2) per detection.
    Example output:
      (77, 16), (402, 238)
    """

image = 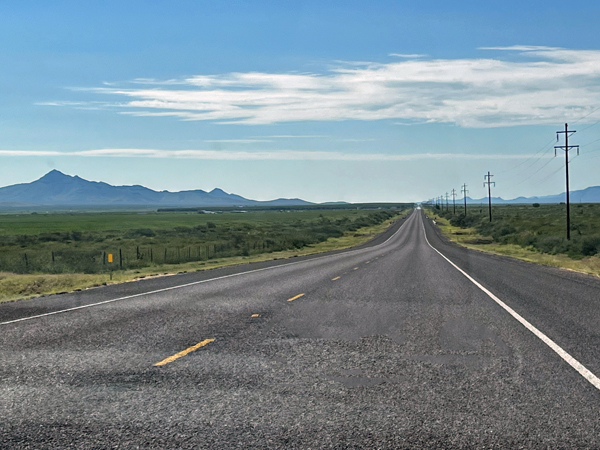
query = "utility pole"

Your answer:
(445, 192), (449, 211)
(555, 123), (579, 240)
(483, 171), (495, 222)
(451, 189), (457, 214)
(461, 184), (468, 216)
